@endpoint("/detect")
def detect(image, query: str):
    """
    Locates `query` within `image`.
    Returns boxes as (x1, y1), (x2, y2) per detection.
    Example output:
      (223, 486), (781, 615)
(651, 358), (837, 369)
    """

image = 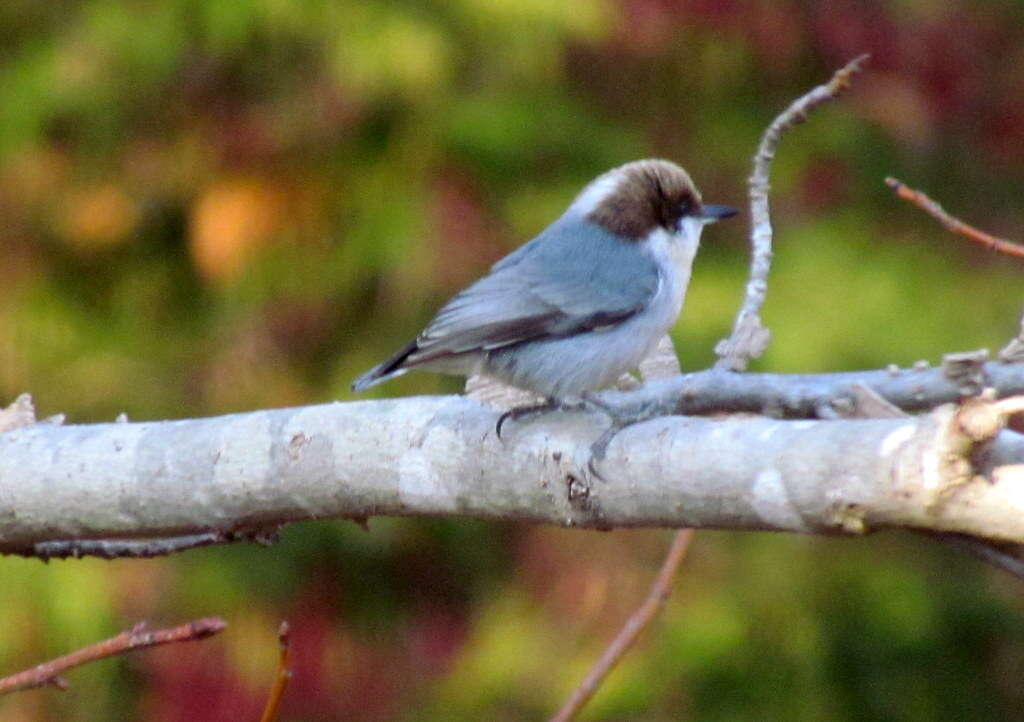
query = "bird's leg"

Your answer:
(586, 427), (619, 480)
(582, 393), (657, 480)
(494, 393), (656, 480)
(495, 397), (588, 439)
